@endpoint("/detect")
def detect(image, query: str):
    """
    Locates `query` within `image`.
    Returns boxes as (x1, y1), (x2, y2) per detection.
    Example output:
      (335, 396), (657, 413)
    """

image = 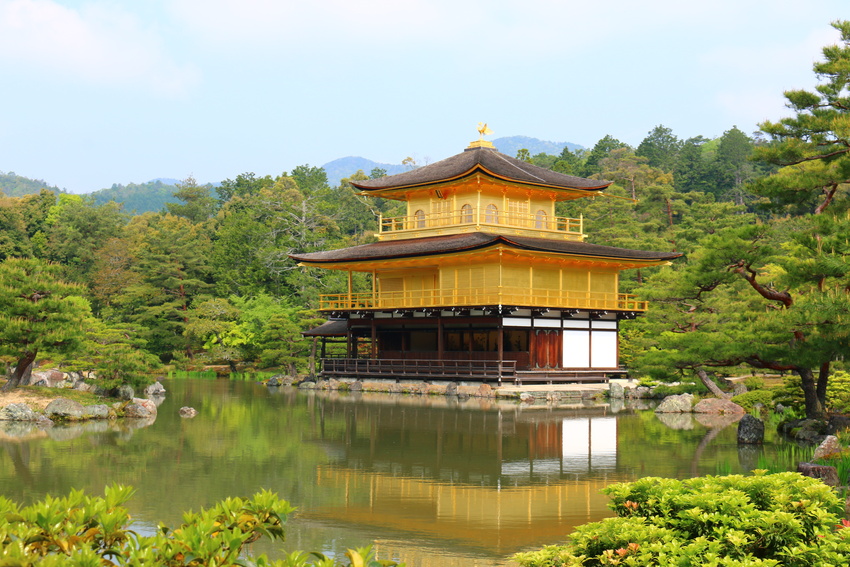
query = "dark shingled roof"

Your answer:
(302, 319), (348, 336)
(290, 233), (681, 264)
(350, 146), (611, 192)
